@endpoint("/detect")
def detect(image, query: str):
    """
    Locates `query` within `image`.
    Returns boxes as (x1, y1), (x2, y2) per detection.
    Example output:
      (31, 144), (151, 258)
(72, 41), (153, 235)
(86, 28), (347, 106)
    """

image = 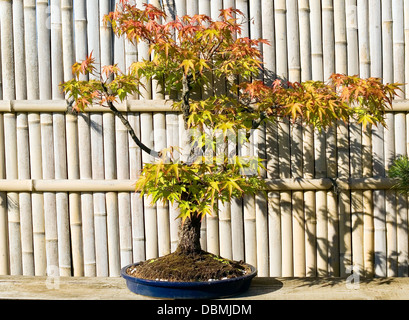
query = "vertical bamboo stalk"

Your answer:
(382, 0), (393, 83)
(334, 0), (347, 74)
(78, 113), (96, 276)
(154, 112), (170, 257)
(405, 0), (409, 99)
(346, 0), (359, 75)
(175, 0), (186, 16)
(323, 0), (336, 278)
(350, 121), (364, 276)
(310, 0), (323, 80)
(137, 0), (151, 99)
(275, 0), (288, 80)
(393, 0), (405, 95)
(24, 0), (39, 99)
(37, 0), (52, 99)
(362, 123), (374, 277)
(4, 113), (22, 276)
(91, 113), (109, 277)
(73, 0), (90, 276)
(186, 0), (199, 16)
(103, 112), (120, 276)
(87, 0), (101, 71)
(255, 126), (269, 276)
(66, 113), (84, 276)
(395, 113), (408, 276)
(166, 112), (181, 252)
(28, 114), (46, 276)
(141, 112), (158, 259)
(357, 0), (370, 77)
(287, 0), (304, 277)
(369, 0), (382, 78)
(128, 113), (145, 262)
(116, 115), (132, 268)
(50, 0), (64, 99)
(74, 0), (88, 66)
(372, 124), (386, 277)
(278, 117), (293, 277)
(22, 0), (39, 277)
(113, 0), (125, 72)
(101, 0), (121, 276)
(262, 0), (275, 83)
(17, 114), (34, 276)
(391, 22), (405, 283)
(13, 0), (27, 99)
(41, 113), (59, 276)
(13, 1), (34, 275)
(1, 0), (20, 276)
(0, 114), (7, 275)
(236, 0), (250, 38)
